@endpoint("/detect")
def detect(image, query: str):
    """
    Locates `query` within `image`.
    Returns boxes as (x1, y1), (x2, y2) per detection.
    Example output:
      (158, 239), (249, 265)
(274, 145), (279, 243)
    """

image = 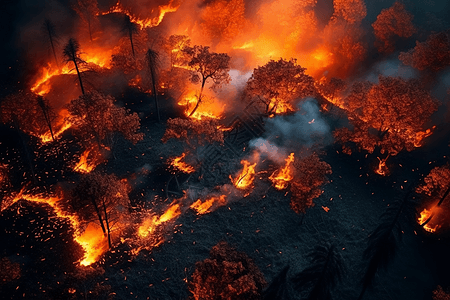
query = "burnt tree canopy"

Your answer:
(372, 1), (416, 53)
(67, 91), (144, 148)
(334, 76), (439, 156)
(245, 58), (315, 115)
(188, 241), (266, 300)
